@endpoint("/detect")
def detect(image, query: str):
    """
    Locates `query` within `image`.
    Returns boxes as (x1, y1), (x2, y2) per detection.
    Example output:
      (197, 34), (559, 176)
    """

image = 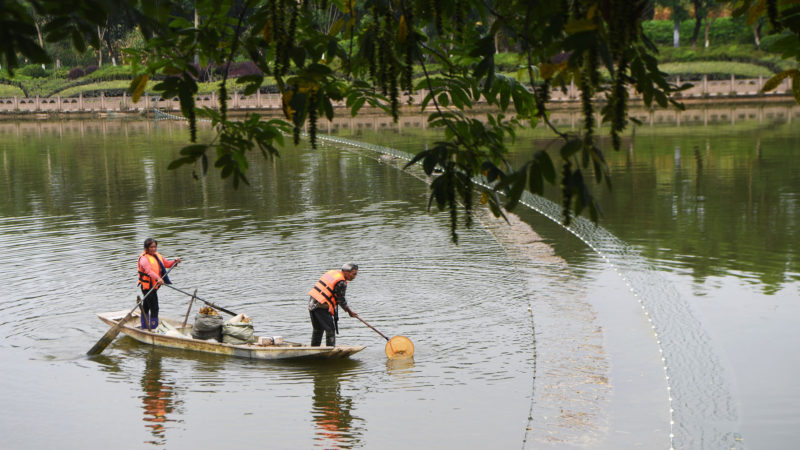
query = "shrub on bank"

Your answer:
(0, 82), (24, 97)
(17, 64), (49, 79)
(83, 65), (132, 81)
(68, 68), (85, 80)
(656, 44), (794, 73)
(659, 61), (774, 80)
